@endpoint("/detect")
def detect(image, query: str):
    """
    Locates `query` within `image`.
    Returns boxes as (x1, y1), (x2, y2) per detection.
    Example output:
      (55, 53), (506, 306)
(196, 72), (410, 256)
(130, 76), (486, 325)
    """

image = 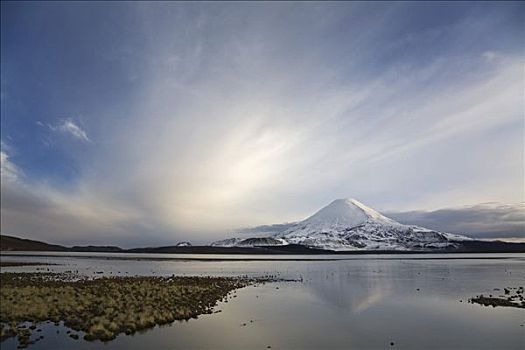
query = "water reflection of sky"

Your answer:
(1, 253), (524, 349)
